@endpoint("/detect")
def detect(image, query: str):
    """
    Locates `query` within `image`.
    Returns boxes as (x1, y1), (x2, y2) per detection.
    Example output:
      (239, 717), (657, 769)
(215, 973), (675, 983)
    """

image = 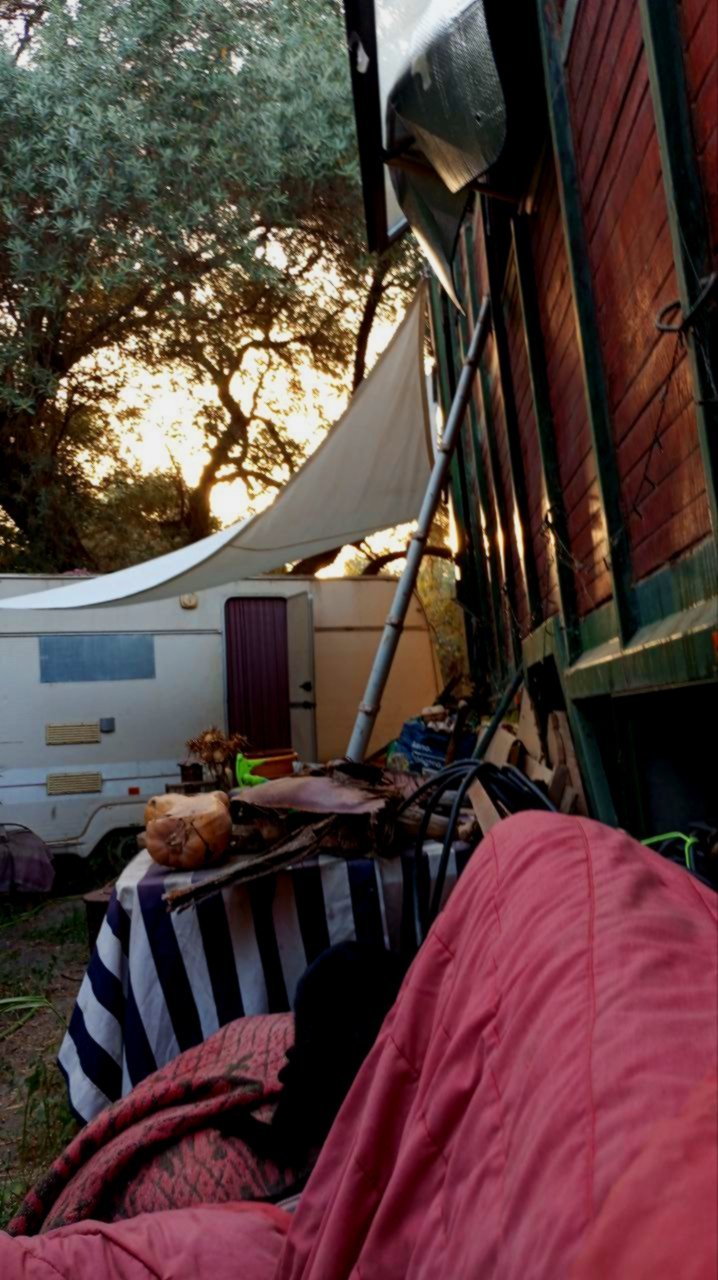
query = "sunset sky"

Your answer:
(116, 306), (398, 532)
